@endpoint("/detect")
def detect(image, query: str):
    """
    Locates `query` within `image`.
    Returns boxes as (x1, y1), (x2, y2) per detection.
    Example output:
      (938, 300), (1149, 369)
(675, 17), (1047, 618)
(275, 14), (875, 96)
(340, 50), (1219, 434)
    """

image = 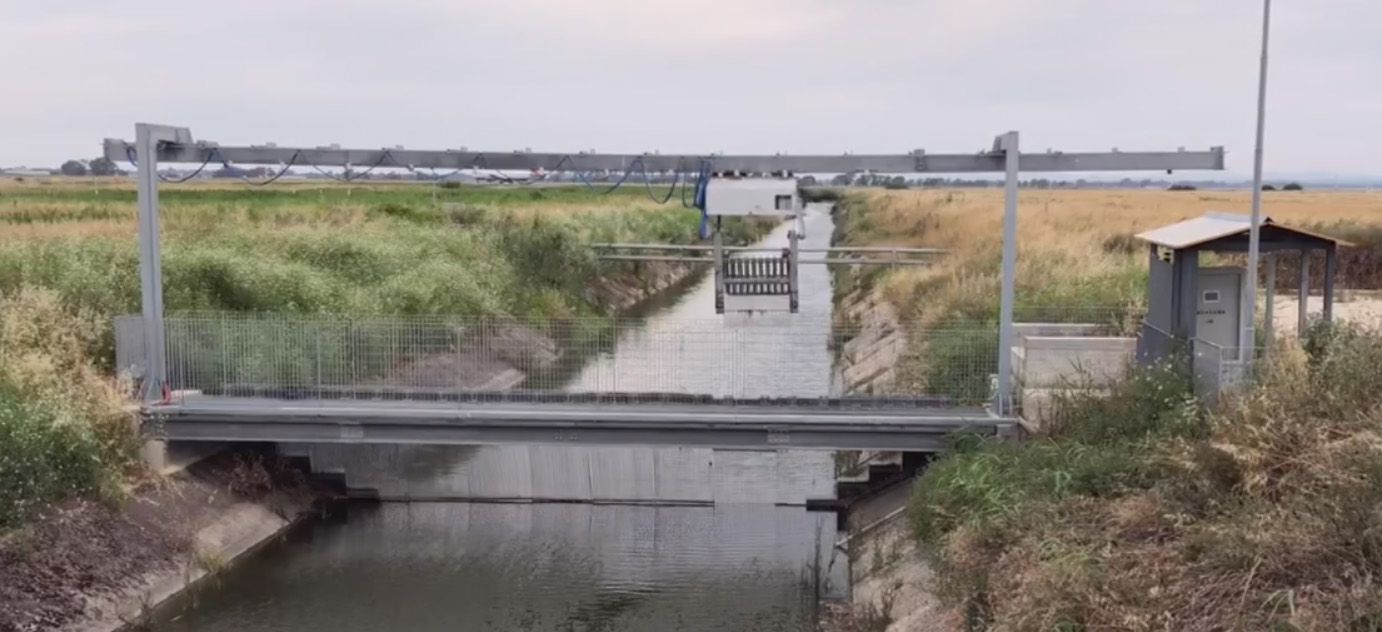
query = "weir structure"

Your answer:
(104, 125), (1225, 450)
